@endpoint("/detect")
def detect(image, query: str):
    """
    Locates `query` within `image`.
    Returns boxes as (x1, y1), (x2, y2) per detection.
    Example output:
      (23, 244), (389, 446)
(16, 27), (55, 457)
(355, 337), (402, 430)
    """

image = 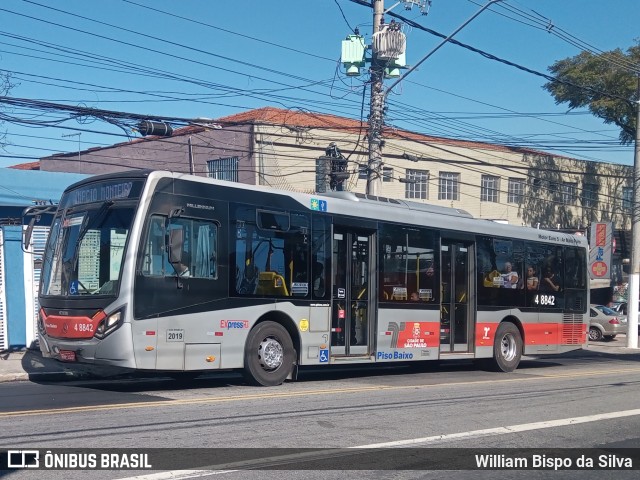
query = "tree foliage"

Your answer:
(544, 44), (640, 145)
